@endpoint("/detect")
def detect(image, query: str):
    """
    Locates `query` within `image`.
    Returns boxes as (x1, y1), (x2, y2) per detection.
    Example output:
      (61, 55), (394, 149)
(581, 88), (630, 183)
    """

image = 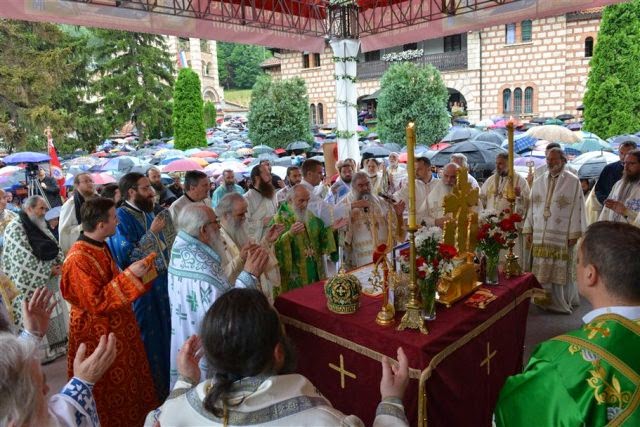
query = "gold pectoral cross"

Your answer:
(443, 167), (480, 253)
(480, 342), (497, 376)
(329, 354), (356, 389)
